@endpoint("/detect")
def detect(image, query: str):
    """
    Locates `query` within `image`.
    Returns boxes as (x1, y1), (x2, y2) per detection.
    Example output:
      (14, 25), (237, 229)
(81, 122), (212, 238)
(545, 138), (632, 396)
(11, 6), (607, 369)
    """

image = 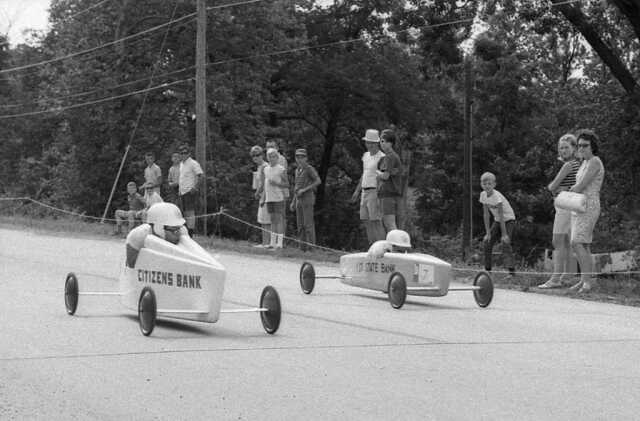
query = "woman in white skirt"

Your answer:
(569, 130), (605, 293)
